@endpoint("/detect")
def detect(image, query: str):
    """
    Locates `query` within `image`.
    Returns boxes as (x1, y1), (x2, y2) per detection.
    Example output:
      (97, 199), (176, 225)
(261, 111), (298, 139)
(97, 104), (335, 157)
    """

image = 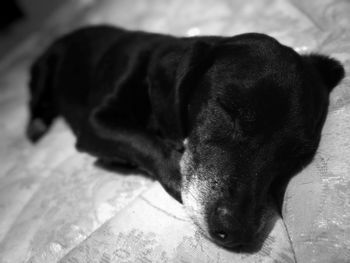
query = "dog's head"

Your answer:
(92, 32), (344, 251)
(170, 34), (345, 250)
